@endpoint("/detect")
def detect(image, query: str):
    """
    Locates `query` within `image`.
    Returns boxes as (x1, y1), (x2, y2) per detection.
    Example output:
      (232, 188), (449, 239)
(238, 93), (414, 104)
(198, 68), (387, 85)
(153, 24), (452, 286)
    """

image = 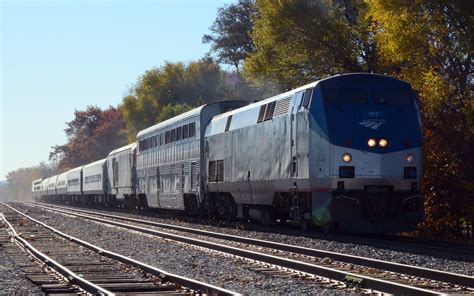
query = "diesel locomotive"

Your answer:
(33, 73), (424, 233)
